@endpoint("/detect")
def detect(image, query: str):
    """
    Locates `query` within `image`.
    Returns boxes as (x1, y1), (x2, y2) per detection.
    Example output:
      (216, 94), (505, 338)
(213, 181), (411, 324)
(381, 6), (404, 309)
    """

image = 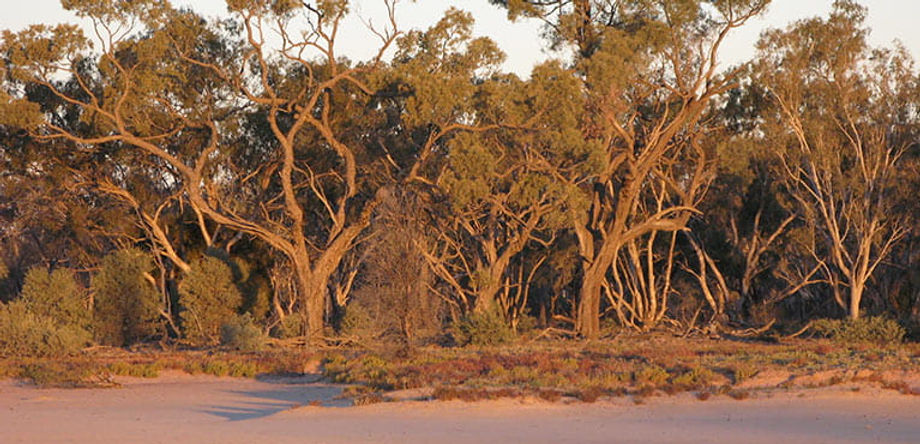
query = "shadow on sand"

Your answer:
(203, 375), (352, 421)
